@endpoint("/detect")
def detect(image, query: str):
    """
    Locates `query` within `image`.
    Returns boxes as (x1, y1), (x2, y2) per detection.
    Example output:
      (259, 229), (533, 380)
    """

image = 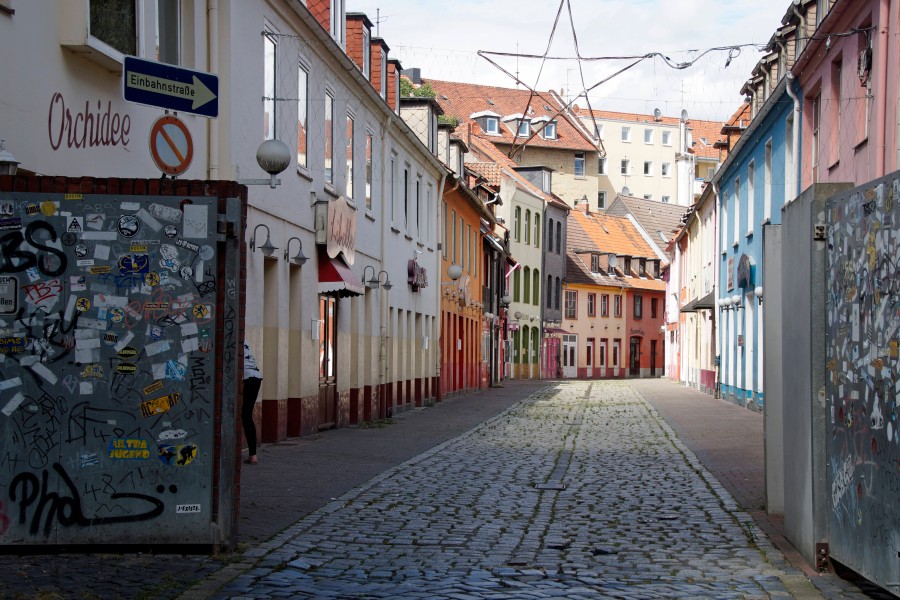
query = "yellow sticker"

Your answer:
(40, 201), (57, 216)
(75, 297), (91, 312)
